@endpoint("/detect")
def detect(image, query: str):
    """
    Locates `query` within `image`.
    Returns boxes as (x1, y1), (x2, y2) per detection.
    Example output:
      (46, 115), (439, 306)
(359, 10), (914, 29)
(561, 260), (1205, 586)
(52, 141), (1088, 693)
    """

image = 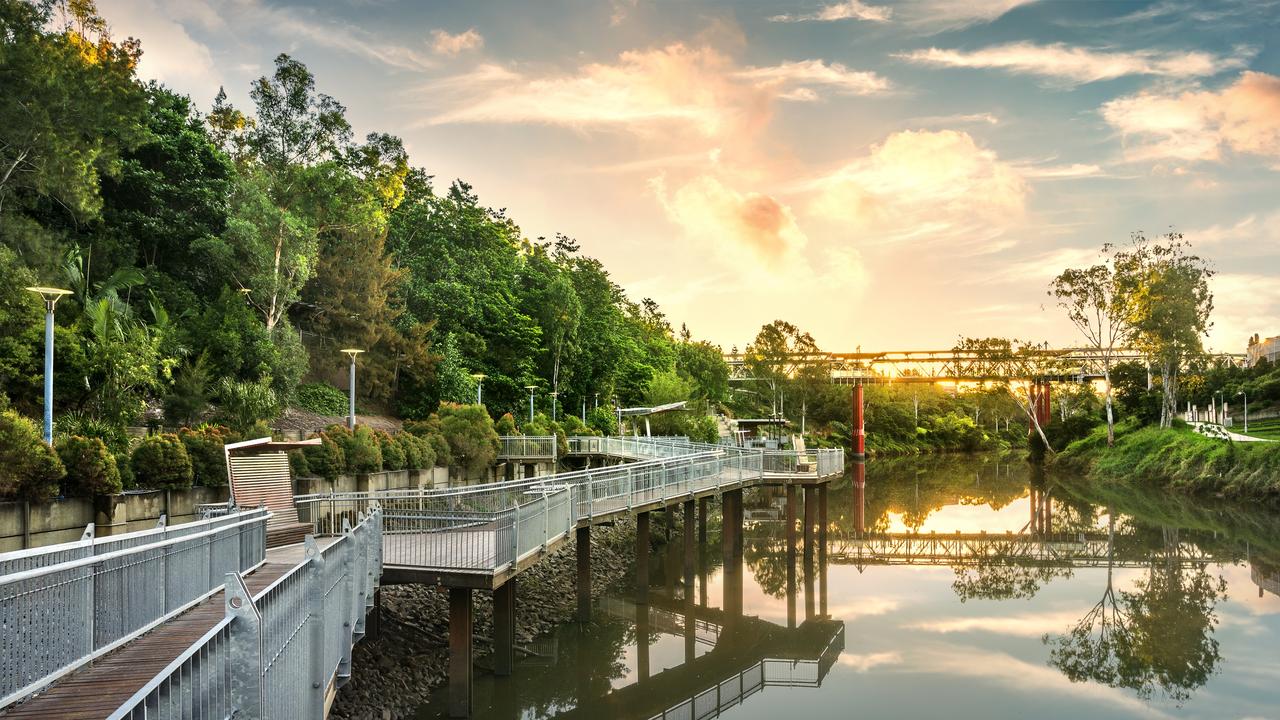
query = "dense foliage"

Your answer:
(56, 435), (122, 496)
(0, 410), (65, 501)
(0, 0), (727, 452)
(130, 433), (193, 489)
